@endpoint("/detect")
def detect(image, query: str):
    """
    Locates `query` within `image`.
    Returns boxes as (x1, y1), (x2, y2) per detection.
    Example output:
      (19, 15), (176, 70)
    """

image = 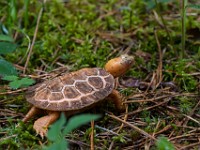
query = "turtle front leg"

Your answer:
(22, 106), (42, 122)
(33, 111), (60, 138)
(107, 89), (126, 112)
